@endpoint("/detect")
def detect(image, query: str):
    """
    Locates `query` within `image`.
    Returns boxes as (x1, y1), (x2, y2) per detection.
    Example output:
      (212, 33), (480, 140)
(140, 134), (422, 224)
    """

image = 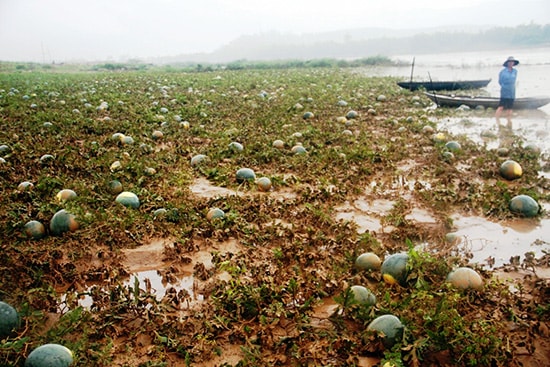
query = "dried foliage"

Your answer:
(0, 67), (548, 366)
